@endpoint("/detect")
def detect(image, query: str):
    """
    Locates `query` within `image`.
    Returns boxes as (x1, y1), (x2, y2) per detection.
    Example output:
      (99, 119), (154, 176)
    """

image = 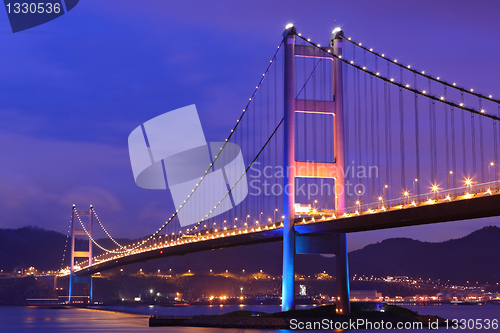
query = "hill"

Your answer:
(349, 226), (500, 284)
(0, 226), (68, 272)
